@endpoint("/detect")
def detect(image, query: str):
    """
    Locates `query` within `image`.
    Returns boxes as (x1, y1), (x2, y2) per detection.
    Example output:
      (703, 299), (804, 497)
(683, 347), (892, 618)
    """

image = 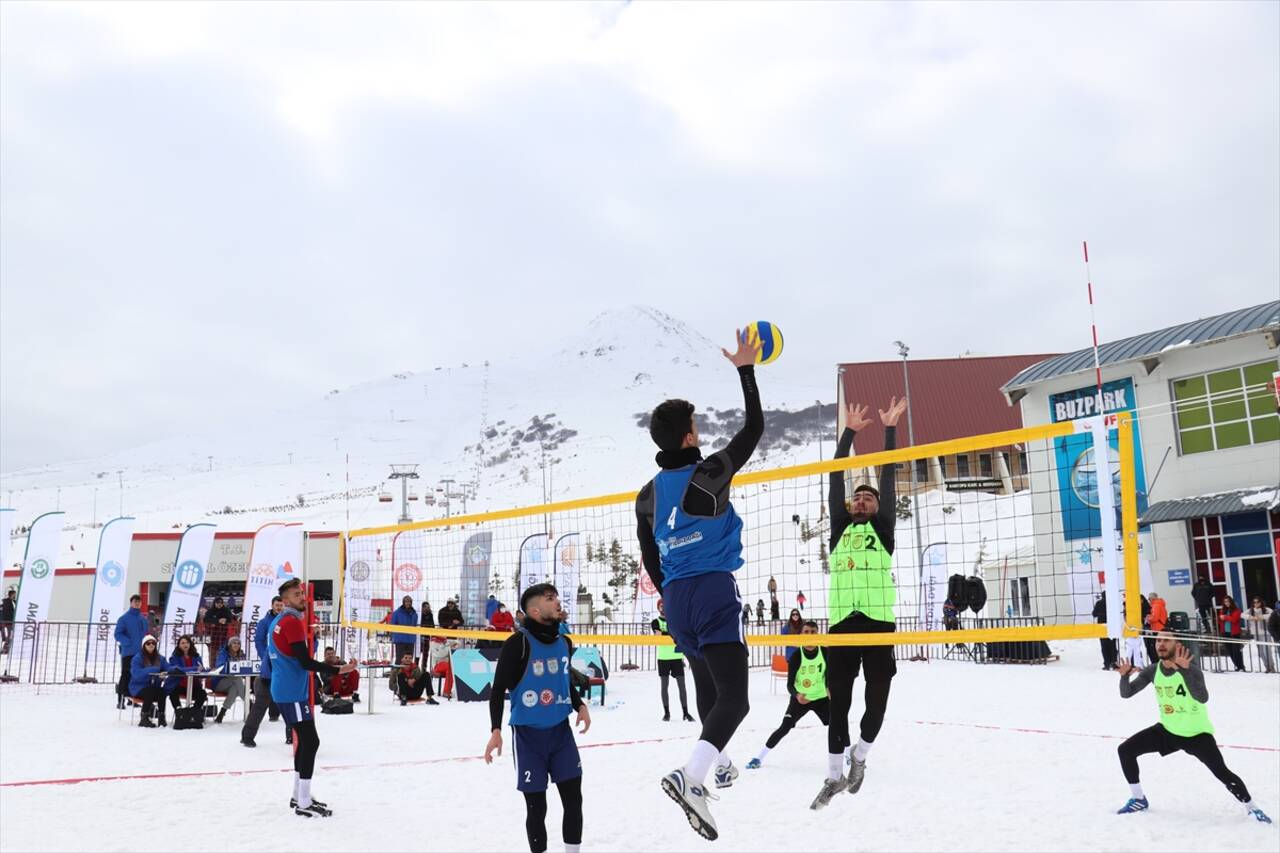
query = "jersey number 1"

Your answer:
(667, 507), (678, 529)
